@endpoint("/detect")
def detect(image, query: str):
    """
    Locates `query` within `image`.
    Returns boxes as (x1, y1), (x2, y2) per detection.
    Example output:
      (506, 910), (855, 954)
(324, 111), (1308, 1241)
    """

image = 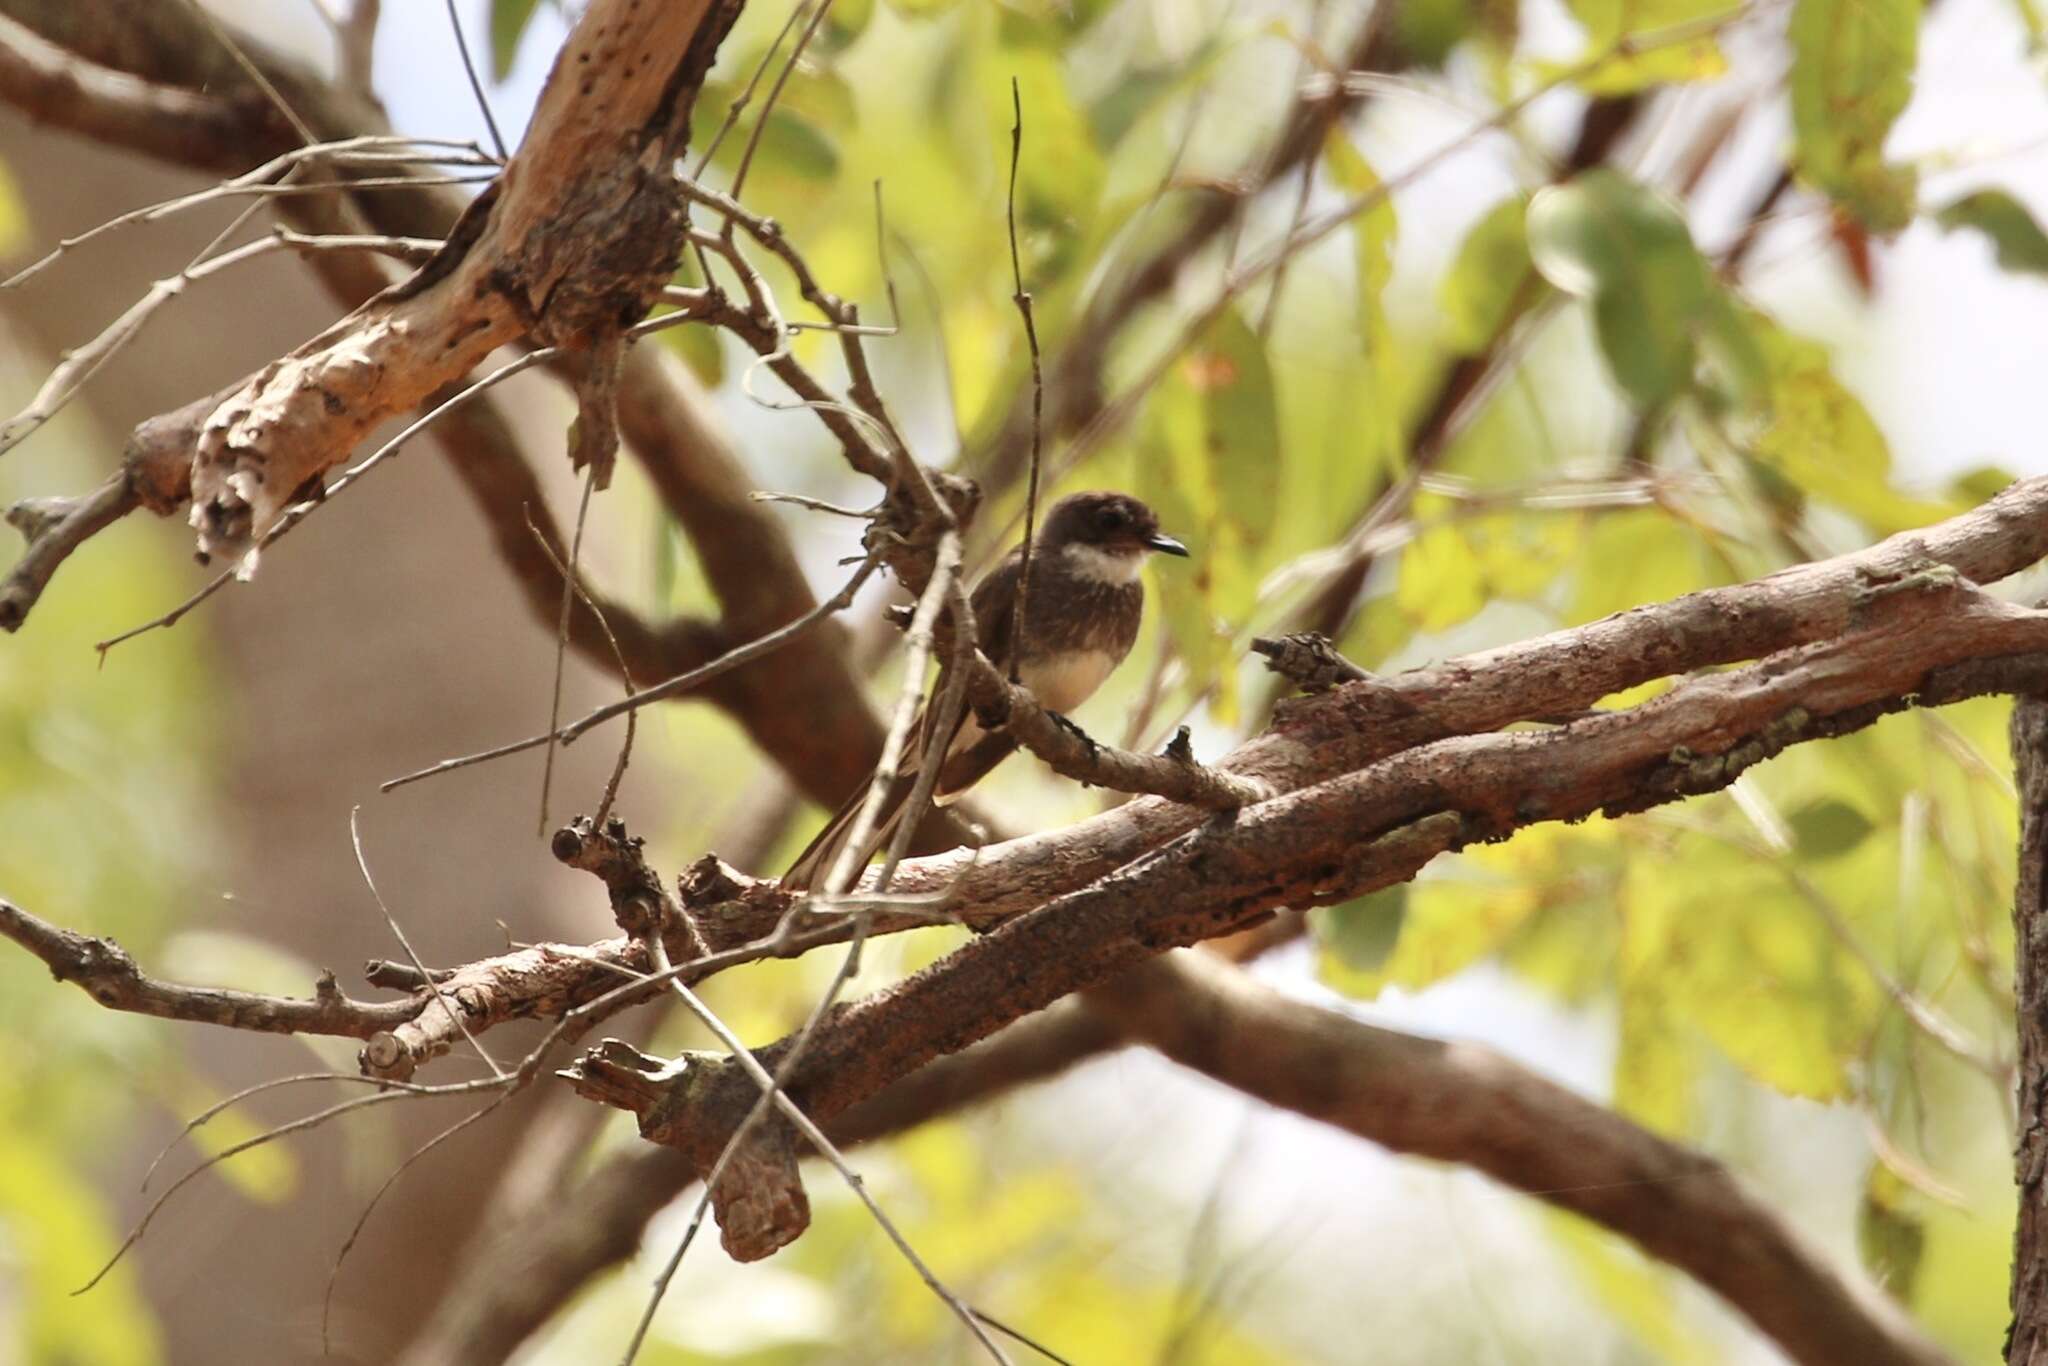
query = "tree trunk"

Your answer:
(2011, 691), (2048, 1363)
